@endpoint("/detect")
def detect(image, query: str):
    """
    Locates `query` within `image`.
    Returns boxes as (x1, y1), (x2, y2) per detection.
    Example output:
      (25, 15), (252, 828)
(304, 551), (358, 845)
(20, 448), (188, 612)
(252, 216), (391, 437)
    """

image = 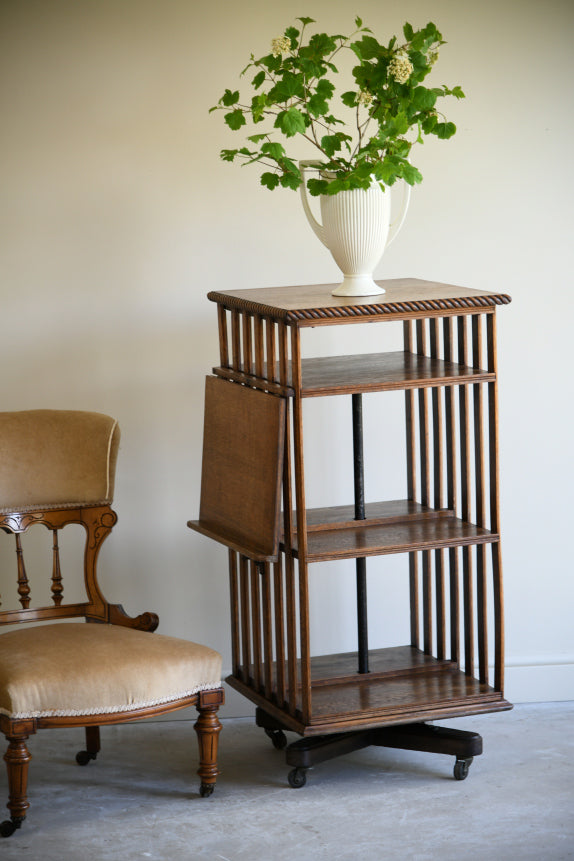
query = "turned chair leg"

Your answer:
(1, 735), (32, 838)
(194, 705), (222, 797)
(76, 726), (101, 766)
